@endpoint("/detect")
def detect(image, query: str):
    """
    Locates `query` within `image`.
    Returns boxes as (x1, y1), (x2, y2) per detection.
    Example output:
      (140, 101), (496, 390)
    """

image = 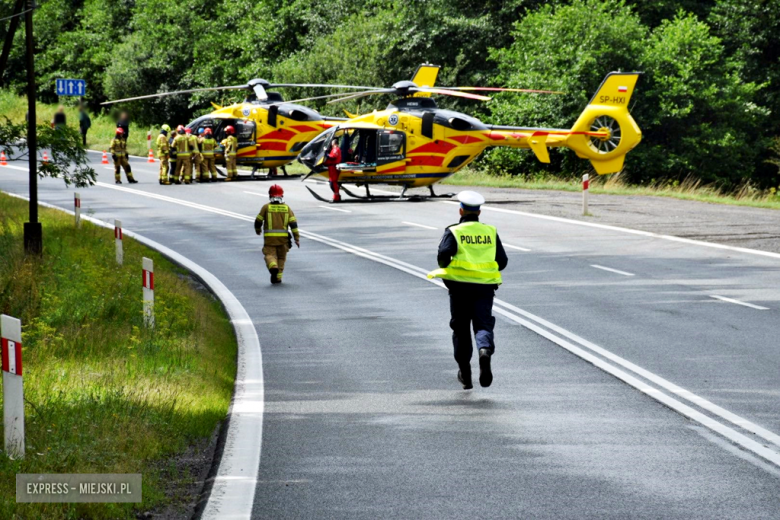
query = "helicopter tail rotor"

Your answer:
(566, 72), (643, 175)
